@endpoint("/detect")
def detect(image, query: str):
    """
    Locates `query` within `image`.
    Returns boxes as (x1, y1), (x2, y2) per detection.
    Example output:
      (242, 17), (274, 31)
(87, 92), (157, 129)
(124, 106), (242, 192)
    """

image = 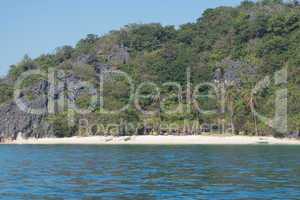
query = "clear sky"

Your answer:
(0, 0), (242, 76)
